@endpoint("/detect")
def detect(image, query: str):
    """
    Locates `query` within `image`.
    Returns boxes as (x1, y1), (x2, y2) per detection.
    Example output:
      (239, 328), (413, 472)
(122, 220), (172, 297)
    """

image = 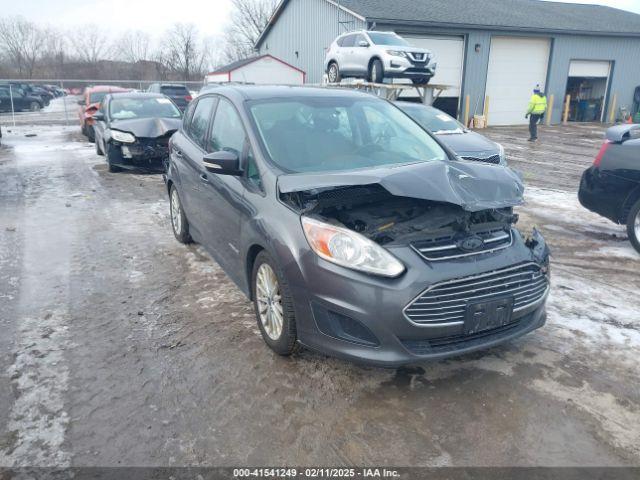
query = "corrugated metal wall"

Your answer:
(547, 34), (640, 124)
(260, 1), (640, 123)
(258, 0), (366, 83)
